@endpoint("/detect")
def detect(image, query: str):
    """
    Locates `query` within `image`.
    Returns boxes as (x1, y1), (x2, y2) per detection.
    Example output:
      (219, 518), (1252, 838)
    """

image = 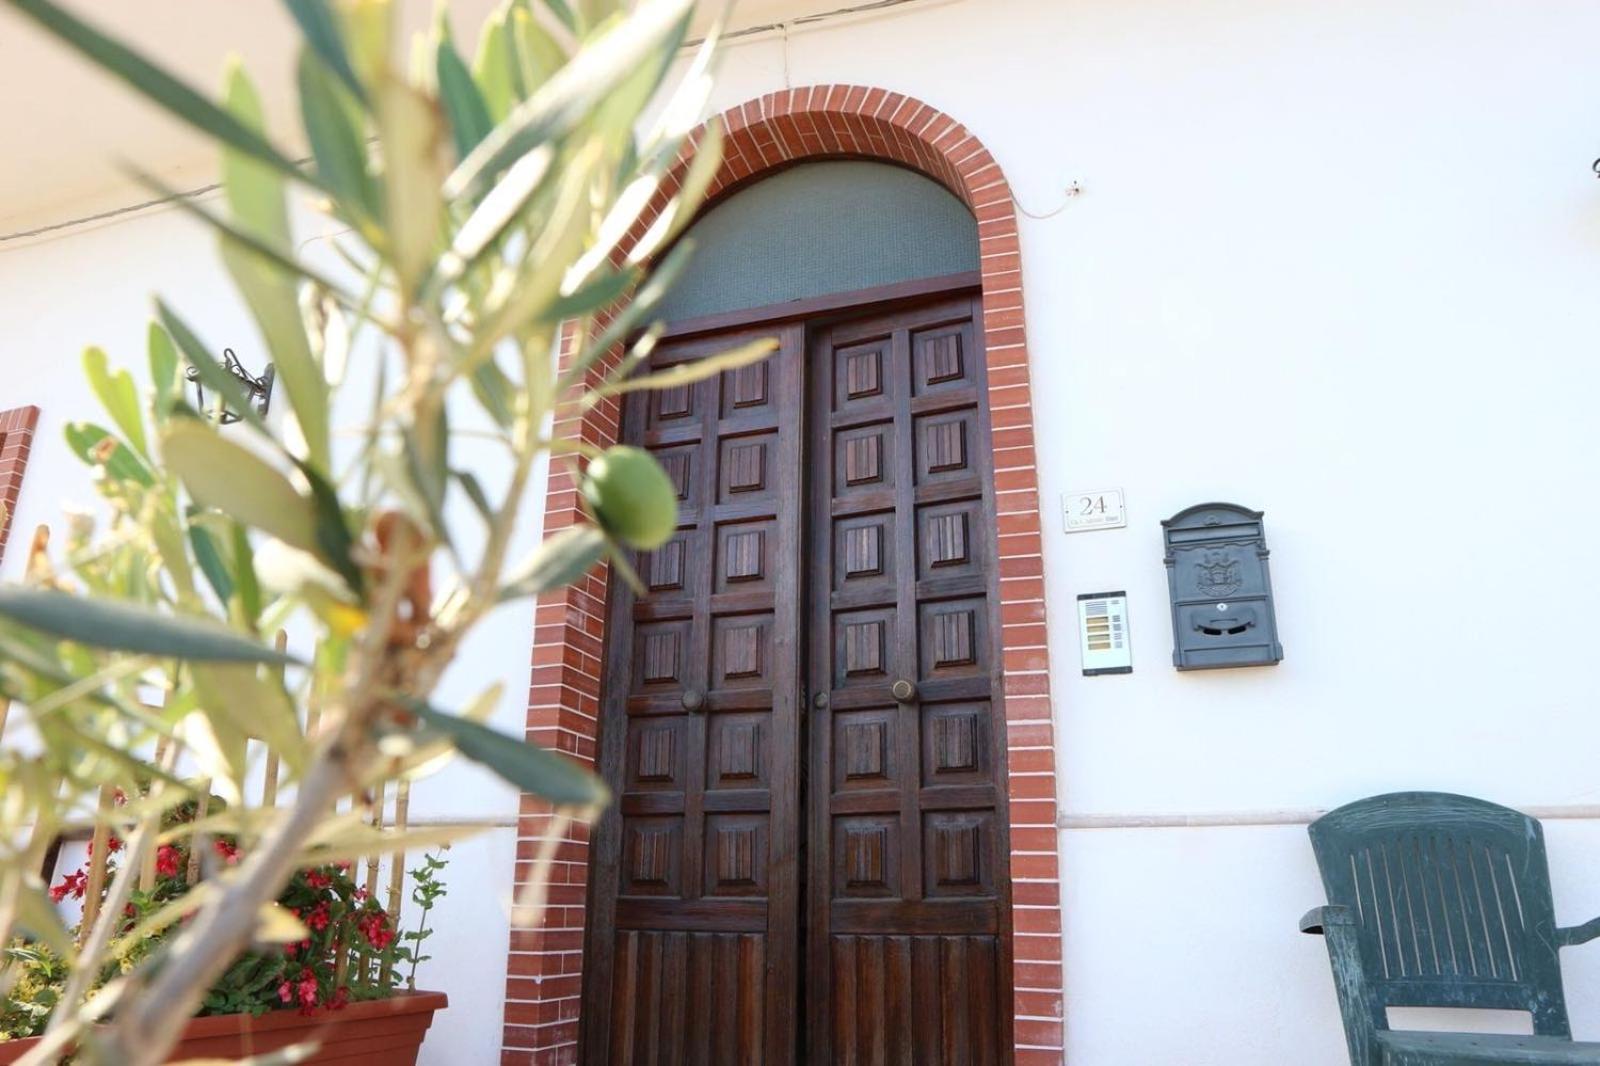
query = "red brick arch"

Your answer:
(503, 86), (1065, 1065)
